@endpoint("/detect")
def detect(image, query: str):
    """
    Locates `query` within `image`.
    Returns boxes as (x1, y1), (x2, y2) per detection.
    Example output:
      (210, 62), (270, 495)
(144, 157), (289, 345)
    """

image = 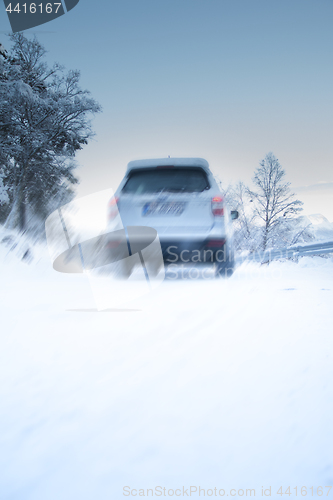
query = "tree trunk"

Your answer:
(4, 169), (27, 232)
(262, 225), (268, 251)
(19, 193), (26, 232)
(4, 189), (19, 229)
